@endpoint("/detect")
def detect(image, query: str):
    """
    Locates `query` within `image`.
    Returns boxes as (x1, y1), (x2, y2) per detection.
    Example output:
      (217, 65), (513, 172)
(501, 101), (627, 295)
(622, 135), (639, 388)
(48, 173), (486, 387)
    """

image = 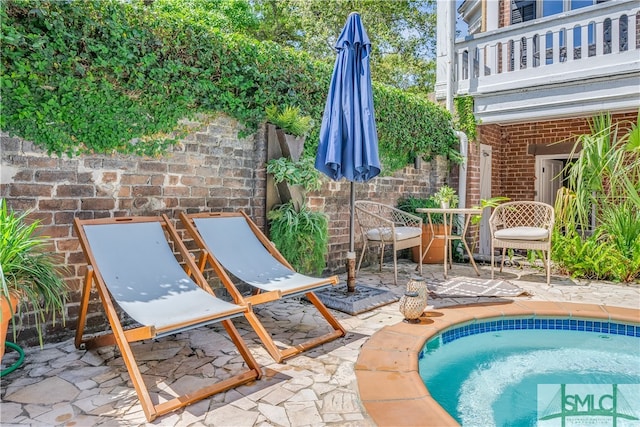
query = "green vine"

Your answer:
(454, 96), (477, 141)
(1, 0), (459, 172)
